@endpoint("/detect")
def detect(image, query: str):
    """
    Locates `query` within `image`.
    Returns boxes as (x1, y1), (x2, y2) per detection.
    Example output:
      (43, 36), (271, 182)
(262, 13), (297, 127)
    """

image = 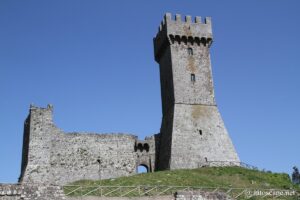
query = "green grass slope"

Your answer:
(64, 167), (300, 199)
(69, 166), (299, 190)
